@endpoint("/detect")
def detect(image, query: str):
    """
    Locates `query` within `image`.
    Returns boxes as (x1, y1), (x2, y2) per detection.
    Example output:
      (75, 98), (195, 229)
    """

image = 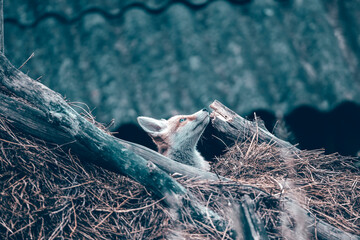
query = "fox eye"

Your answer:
(179, 118), (187, 123)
